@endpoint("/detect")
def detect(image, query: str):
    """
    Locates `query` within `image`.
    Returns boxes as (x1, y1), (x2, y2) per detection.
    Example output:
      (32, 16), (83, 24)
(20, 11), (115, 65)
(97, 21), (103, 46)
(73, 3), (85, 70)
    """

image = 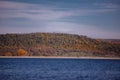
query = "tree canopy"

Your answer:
(0, 32), (120, 57)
